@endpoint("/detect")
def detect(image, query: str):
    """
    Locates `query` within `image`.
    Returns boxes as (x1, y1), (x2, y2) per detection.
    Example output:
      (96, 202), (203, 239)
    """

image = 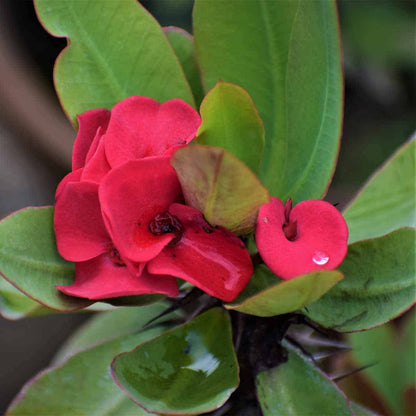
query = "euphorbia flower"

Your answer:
(256, 197), (348, 279)
(99, 161), (253, 302)
(54, 96), (201, 299)
(54, 95), (252, 302)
